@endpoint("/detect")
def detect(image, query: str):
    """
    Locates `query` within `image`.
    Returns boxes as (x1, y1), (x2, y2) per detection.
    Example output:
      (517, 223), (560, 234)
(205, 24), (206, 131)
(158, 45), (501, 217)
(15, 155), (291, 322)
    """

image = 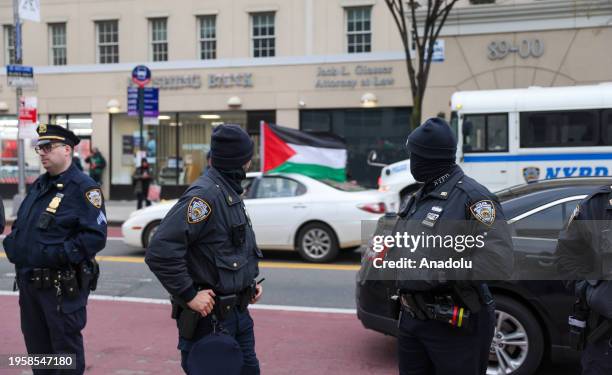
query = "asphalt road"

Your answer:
(0, 236), (580, 374)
